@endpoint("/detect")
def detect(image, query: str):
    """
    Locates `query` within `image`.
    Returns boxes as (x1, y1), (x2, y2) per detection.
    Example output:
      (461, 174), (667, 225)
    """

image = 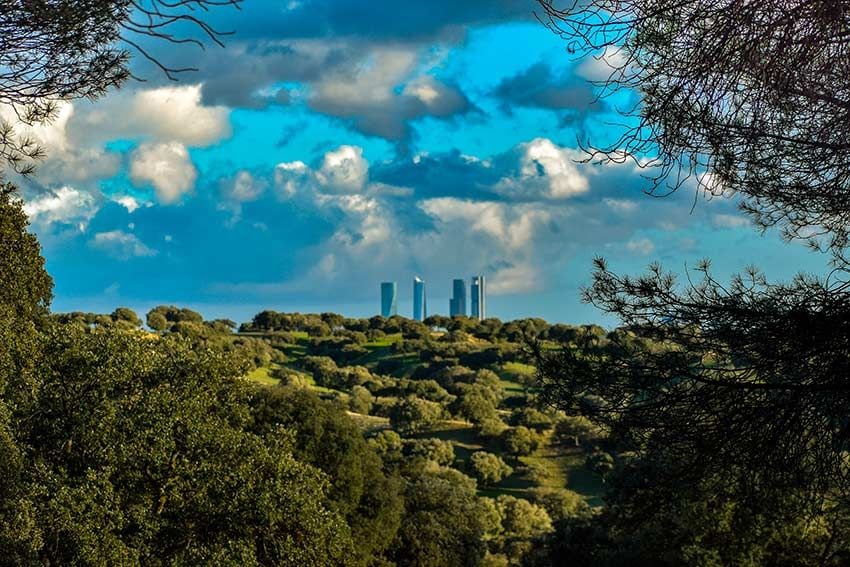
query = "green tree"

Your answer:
(553, 415), (601, 448)
(468, 452), (513, 486)
(451, 385), (499, 425)
(406, 438), (455, 466)
(145, 310), (169, 332)
(0, 185), (52, 411)
(496, 495), (553, 540)
(348, 385), (374, 414)
(502, 426), (541, 459)
(389, 396), (444, 436)
(389, 468), (490, 566)
(110, 307), (142, 328)
(529, 488), (589, 523)
(249, 387), (404, 565)
(13, 330), (353, 565)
